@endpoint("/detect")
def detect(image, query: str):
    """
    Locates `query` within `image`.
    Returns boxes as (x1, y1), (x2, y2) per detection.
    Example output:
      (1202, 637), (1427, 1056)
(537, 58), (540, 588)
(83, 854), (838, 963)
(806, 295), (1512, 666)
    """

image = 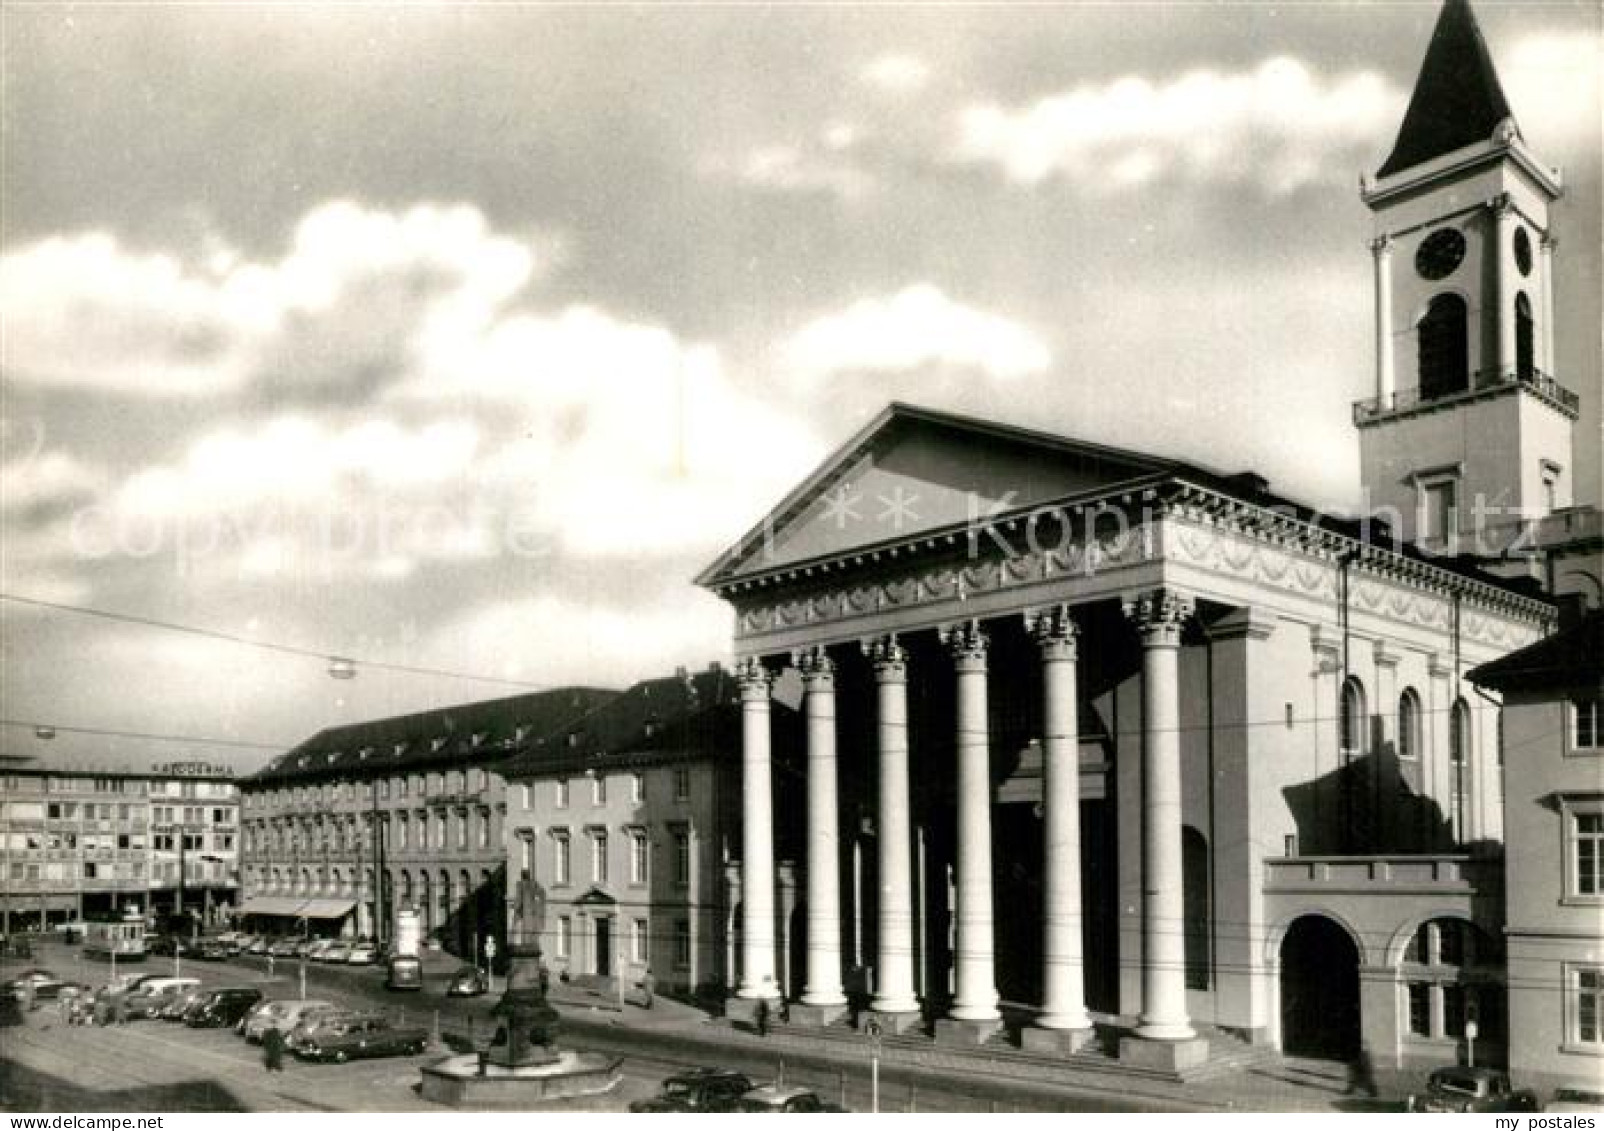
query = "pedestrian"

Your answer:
(1346, 1042), (1378, 1098)
(537, 963), (551, 1000)
(114, 997), (128, 1026)
(266, 953), (276, 979)
(263, 1026), (286, 1073)
(641, 969), (656, 1010)
(755, 998), (771, 1038)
